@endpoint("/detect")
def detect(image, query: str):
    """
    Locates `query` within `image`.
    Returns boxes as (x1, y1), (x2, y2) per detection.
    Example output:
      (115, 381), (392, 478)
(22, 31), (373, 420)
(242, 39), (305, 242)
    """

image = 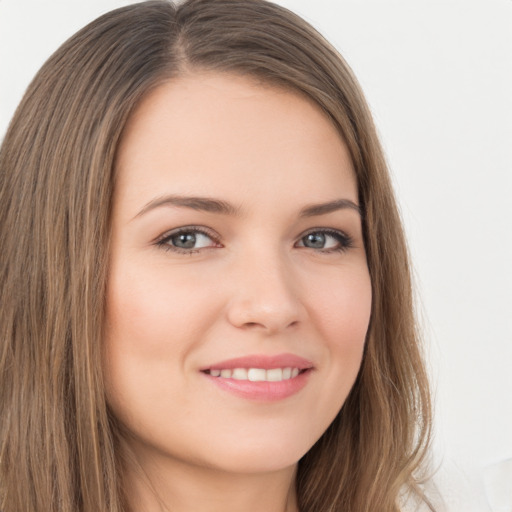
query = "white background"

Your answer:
(1, 1), (511, 510)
